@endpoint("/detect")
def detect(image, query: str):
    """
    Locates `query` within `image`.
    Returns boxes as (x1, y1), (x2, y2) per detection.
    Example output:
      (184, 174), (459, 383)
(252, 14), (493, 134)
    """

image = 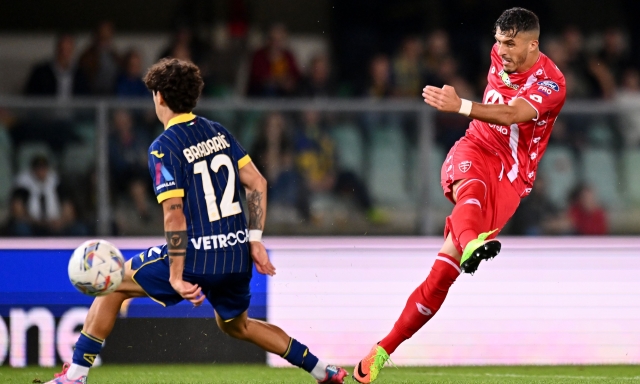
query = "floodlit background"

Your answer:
(1, 0), (640, 370)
